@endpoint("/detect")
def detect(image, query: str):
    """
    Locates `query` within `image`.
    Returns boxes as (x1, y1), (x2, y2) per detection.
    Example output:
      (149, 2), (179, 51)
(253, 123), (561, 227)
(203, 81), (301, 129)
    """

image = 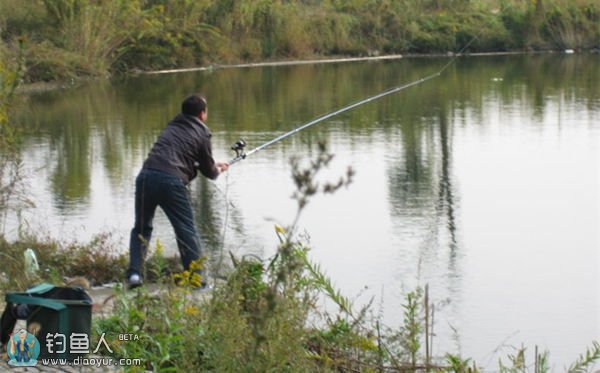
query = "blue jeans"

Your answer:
(127, 168), (203, 278)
